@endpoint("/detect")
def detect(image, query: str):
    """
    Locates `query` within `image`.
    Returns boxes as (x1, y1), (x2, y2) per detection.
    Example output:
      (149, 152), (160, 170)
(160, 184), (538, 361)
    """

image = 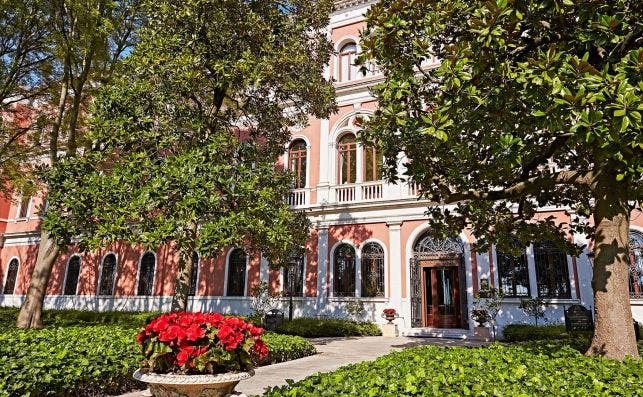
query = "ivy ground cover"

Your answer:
(263, 342), (643, 397)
